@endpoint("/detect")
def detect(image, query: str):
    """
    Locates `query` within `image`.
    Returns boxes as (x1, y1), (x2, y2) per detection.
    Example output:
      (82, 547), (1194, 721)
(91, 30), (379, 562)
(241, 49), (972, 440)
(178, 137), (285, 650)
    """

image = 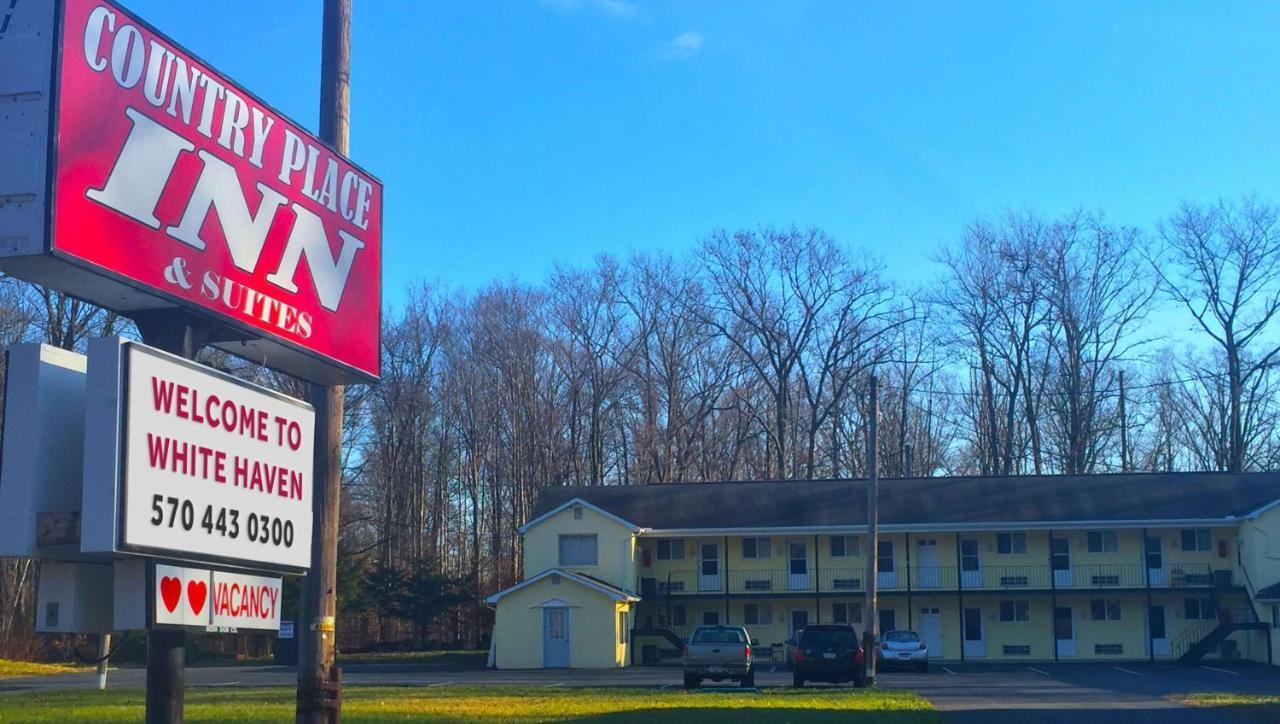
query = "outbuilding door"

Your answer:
(916, 539), (941, 589)
(543, 607), (571, 668)
(1054, 606), (1076, 658)
(1150, 605), (1170, 657)
(699, 543), (721, 592)
(1146, 536), (1167, 586)
(788, 541), (810, 591)
(919, 608), (943, 658)
(962, 607), (985, 658)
